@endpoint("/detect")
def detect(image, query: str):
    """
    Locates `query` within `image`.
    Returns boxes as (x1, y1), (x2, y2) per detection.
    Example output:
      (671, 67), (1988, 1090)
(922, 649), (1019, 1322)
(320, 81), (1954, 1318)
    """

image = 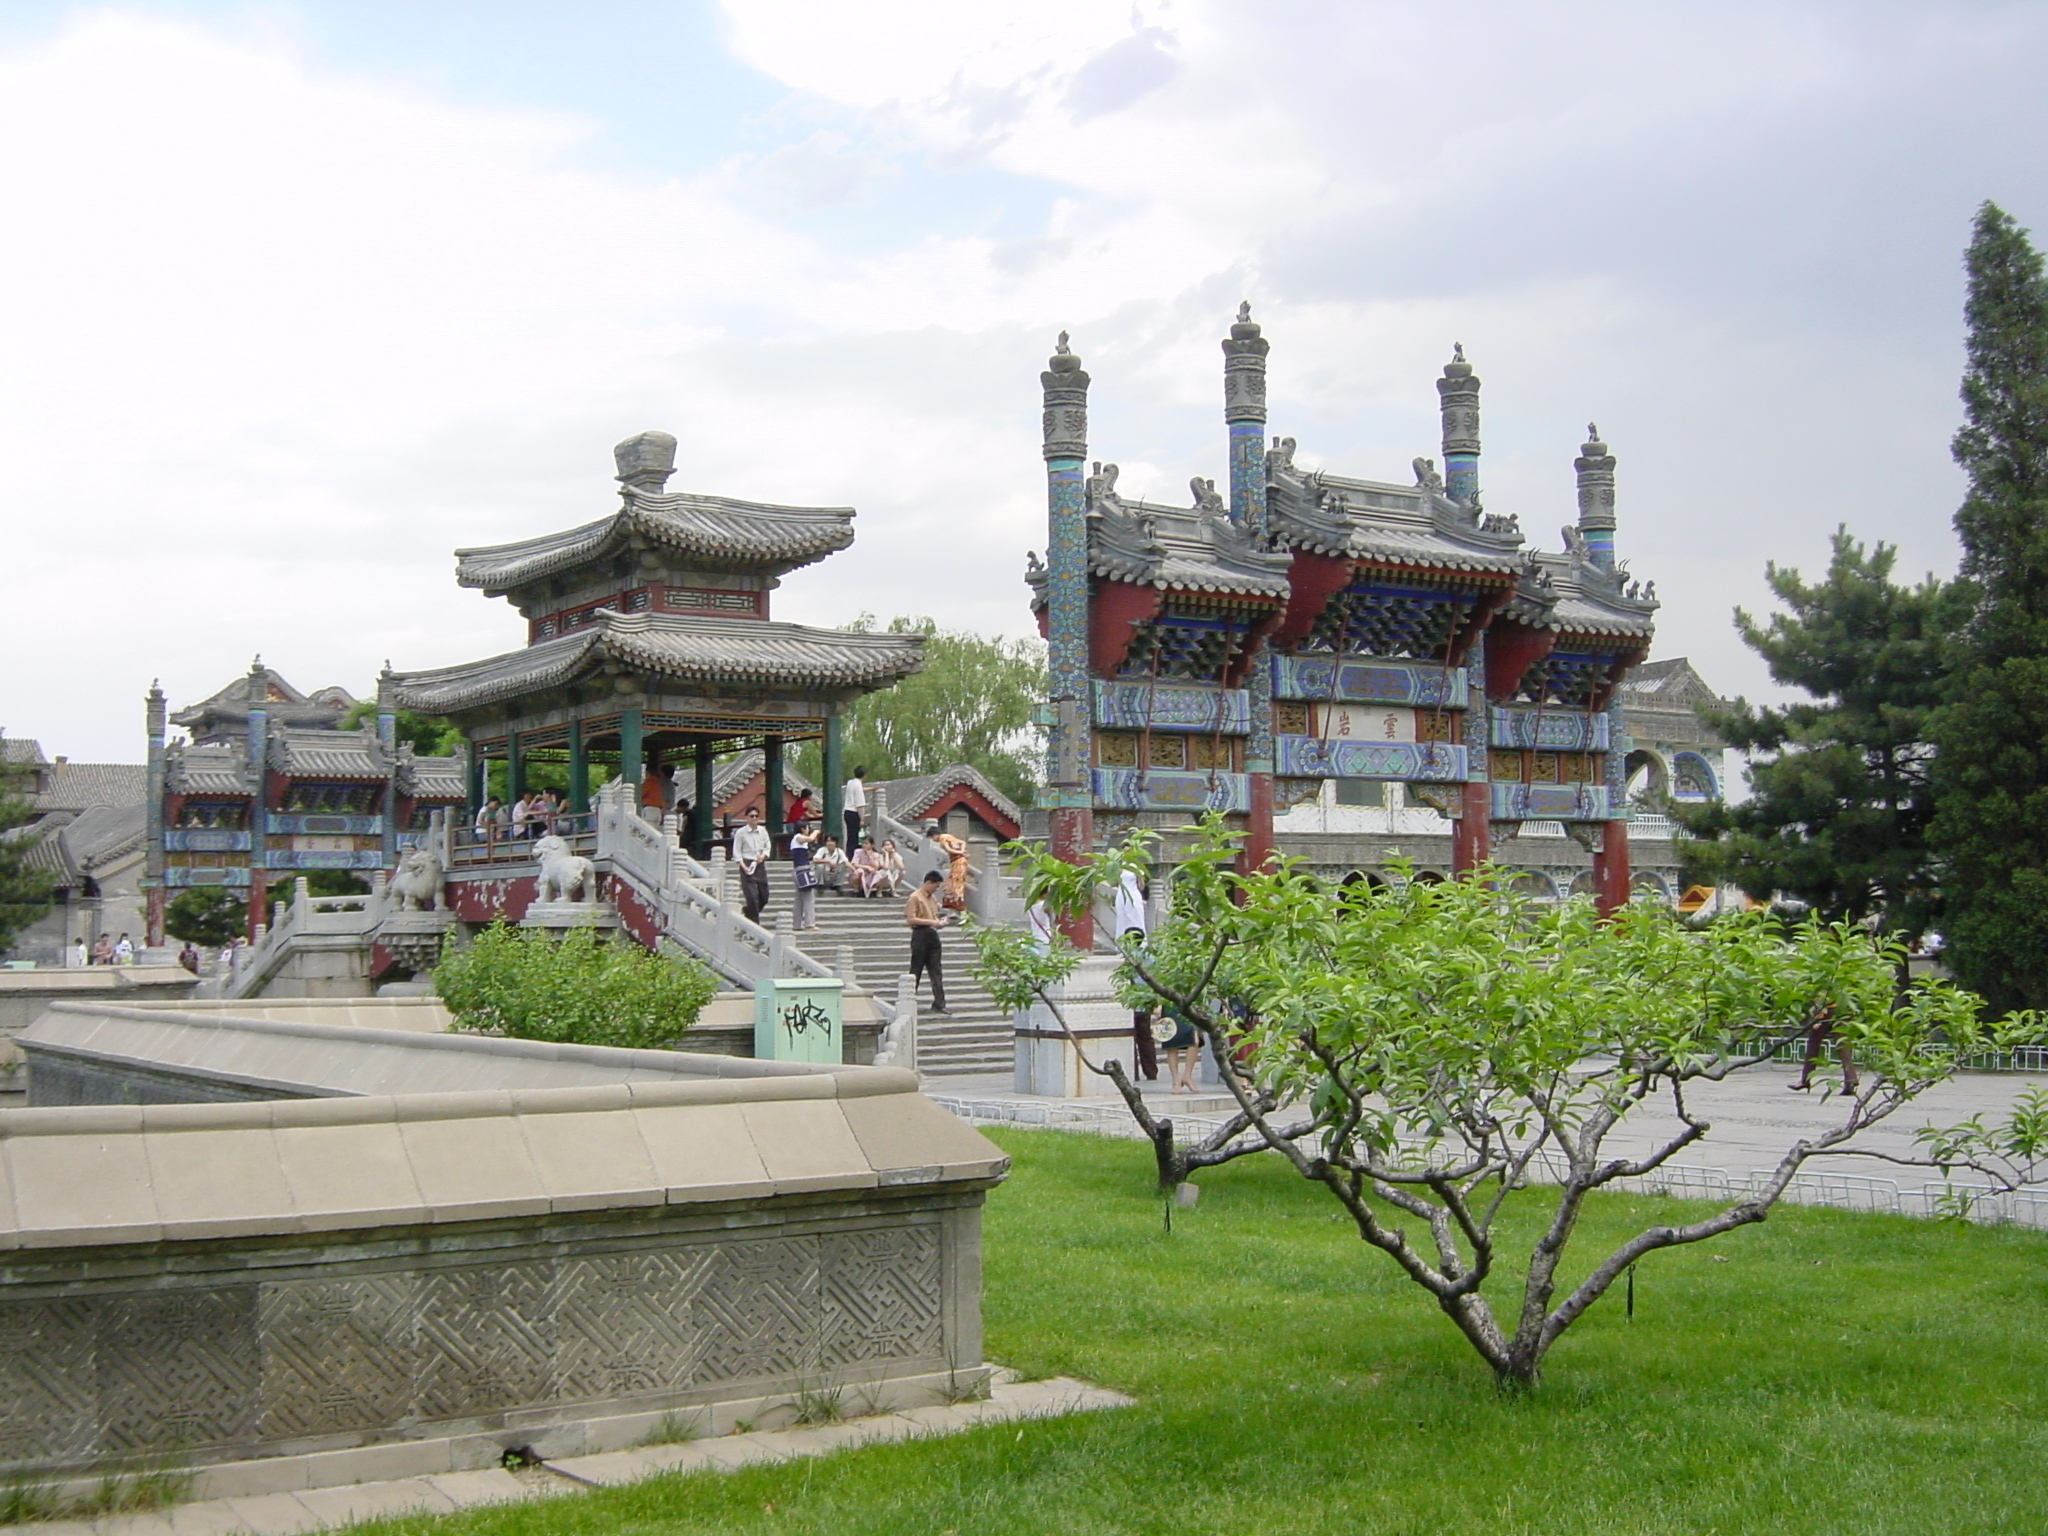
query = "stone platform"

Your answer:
(0, 1020), (1006, 1488)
